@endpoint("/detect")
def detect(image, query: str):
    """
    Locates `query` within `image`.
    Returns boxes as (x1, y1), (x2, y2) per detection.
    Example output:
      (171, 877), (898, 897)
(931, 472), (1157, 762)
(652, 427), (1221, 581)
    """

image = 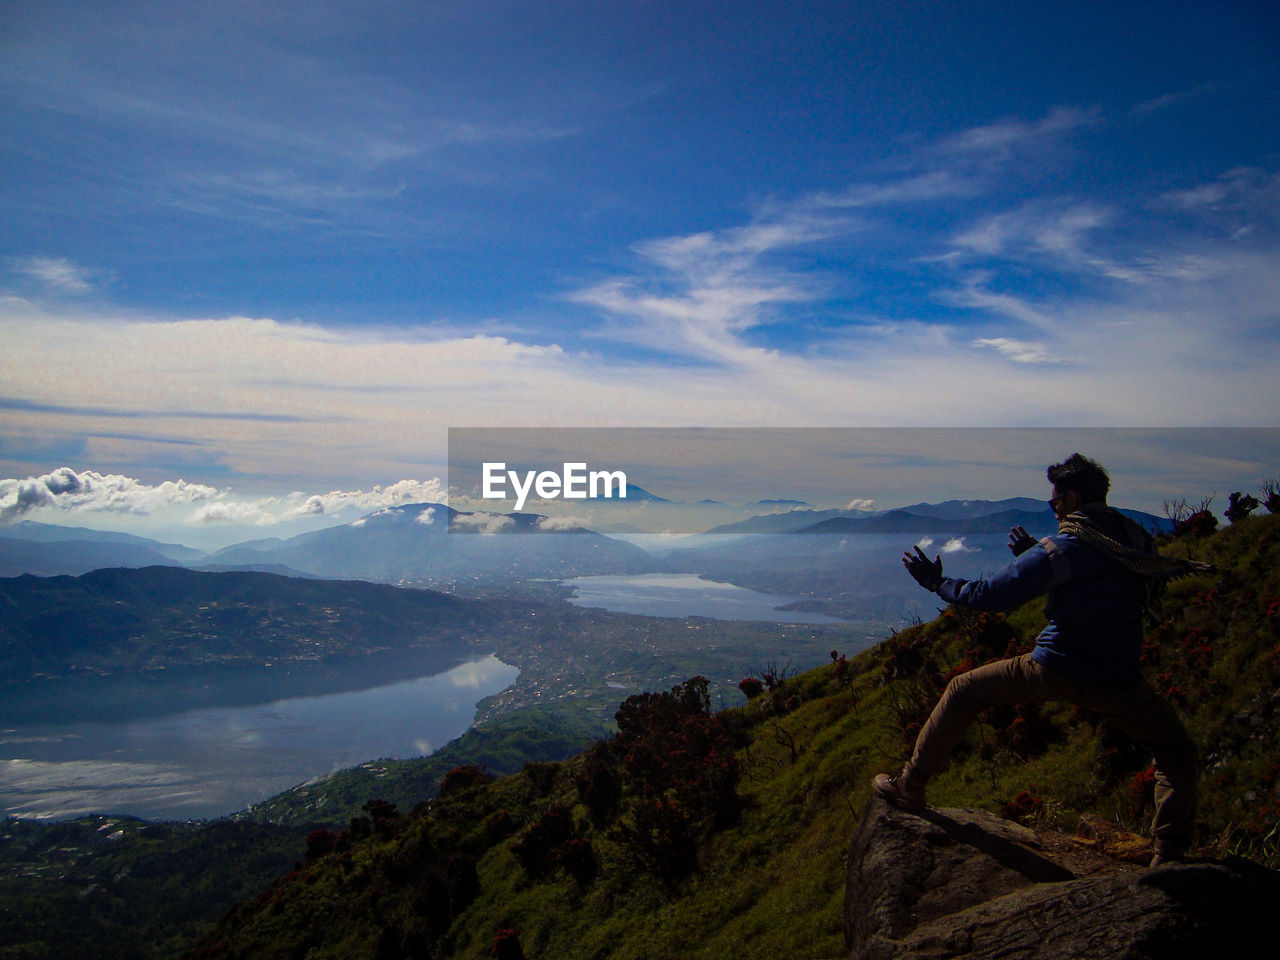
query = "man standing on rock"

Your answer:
(875, 453), (1207, 866)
